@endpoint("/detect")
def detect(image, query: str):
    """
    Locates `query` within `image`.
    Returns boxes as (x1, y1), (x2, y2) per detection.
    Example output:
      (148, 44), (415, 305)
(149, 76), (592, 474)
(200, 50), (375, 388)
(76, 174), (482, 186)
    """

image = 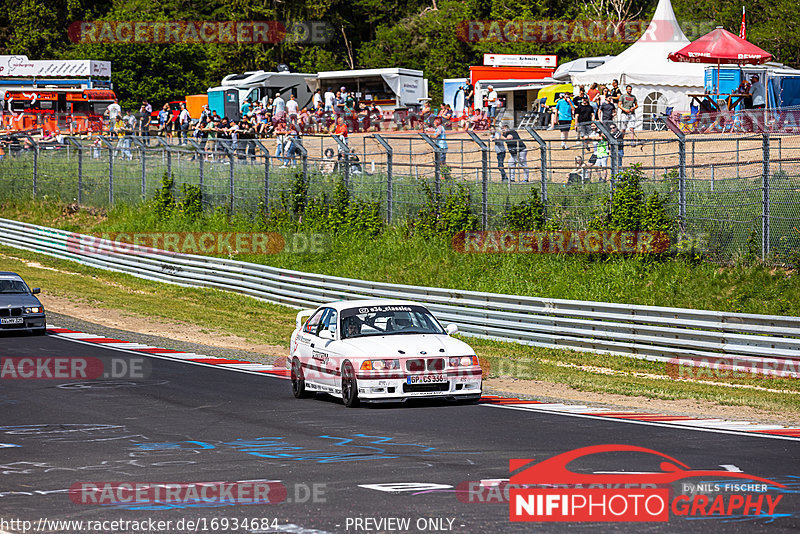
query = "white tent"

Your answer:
(570, 0), (704, 129)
